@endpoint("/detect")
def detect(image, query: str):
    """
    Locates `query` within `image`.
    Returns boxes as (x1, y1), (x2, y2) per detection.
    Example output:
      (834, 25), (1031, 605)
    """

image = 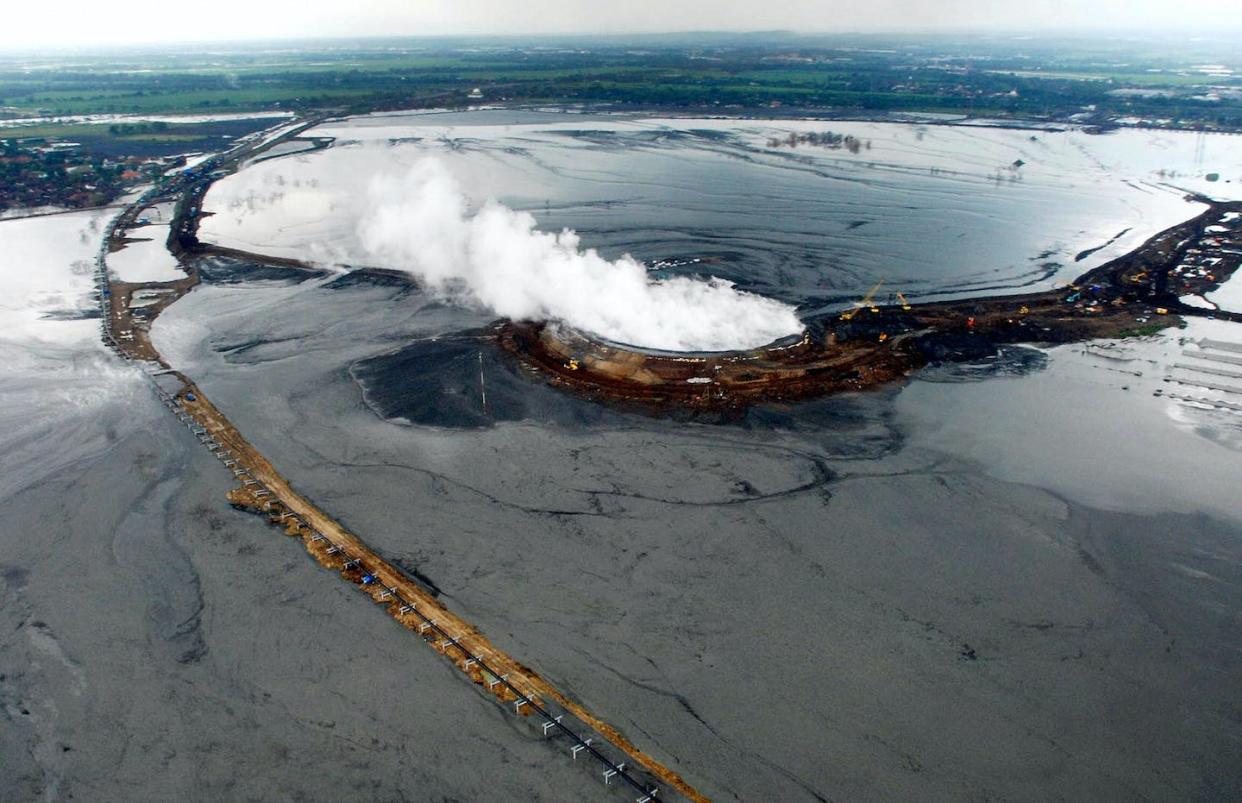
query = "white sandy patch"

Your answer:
(136, 202), (176, 223)
(0, 211), (148, 500)
(0, 205), (70, 220)
(107, 226), (183, 283)
(1206, 272), (1242, 313)
(1181, 294), (1217, 310)
(0, 211), (107, 346)
(0, 111), (294, 129)
(898, 318), (1242, 524)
